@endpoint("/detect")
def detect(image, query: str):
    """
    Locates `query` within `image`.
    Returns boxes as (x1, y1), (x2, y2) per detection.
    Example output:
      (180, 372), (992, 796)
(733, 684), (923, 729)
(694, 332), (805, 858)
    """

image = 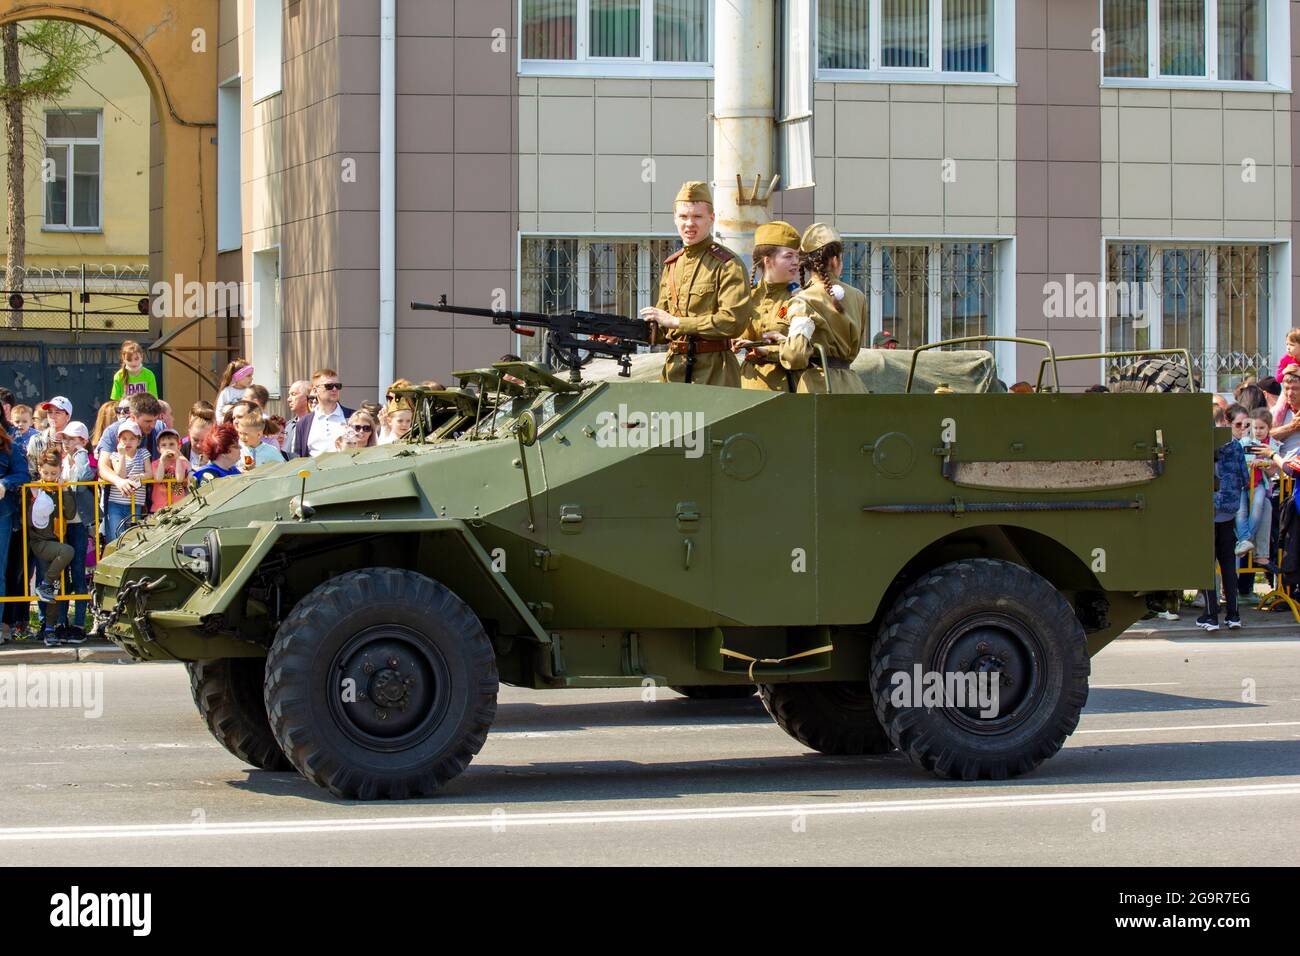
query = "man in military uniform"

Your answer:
(639, 181), (753, 387)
